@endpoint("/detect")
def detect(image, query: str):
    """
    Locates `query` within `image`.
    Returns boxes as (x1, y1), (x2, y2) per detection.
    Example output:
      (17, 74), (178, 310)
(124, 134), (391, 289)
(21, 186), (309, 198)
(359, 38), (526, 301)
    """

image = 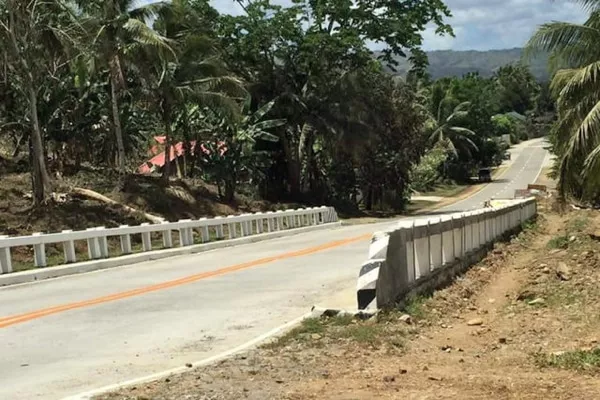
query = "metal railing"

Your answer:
(0, 206), (339, 274)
